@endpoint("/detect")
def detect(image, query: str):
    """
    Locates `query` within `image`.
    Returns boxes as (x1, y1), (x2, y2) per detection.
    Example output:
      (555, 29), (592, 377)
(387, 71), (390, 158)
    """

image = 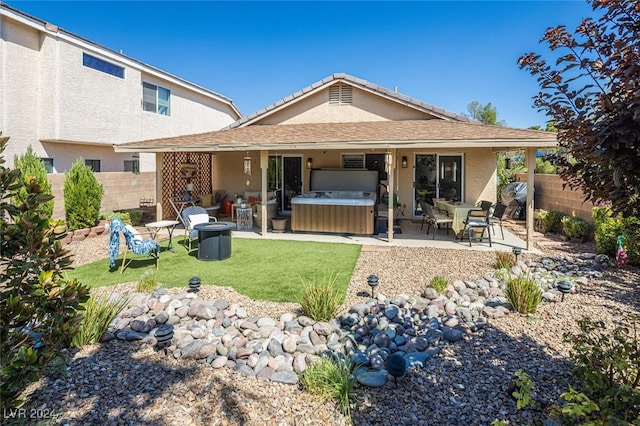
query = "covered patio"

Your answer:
(114, 74), (556, 251)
